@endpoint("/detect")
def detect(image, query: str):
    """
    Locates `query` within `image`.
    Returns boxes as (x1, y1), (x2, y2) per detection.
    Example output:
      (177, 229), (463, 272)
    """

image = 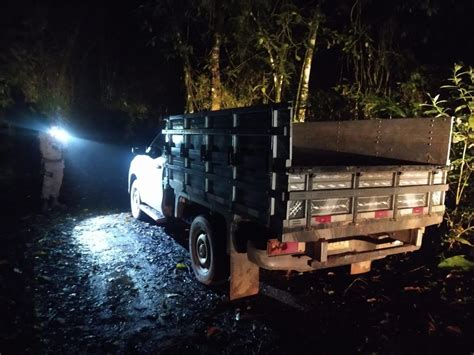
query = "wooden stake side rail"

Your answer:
(164, 106), (292, 228)
(288, 183), (449, 200)
(163, 104), (450, 238)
